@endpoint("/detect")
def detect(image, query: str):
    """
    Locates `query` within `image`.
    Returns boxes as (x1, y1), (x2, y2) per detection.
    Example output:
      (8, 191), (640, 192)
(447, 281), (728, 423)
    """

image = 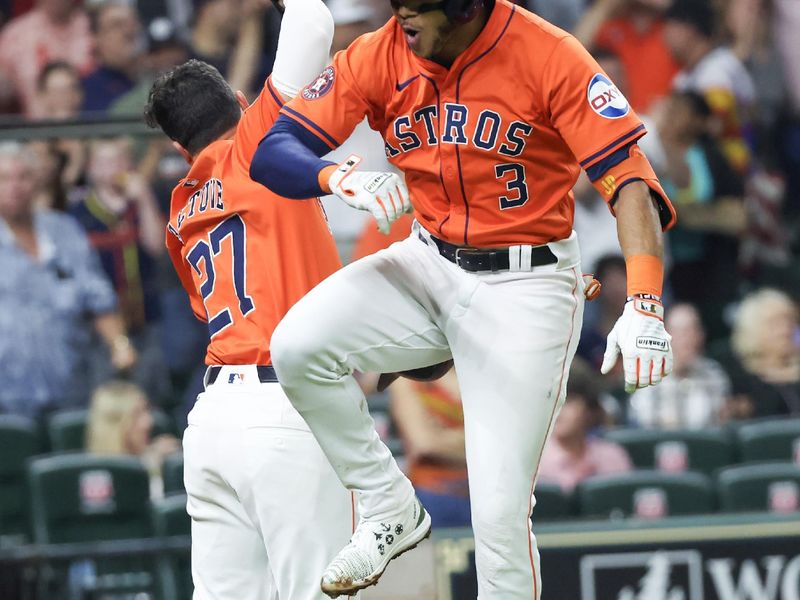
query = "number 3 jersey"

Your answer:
(166, 77), (341, 365)
(281, 0), (674, 248)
